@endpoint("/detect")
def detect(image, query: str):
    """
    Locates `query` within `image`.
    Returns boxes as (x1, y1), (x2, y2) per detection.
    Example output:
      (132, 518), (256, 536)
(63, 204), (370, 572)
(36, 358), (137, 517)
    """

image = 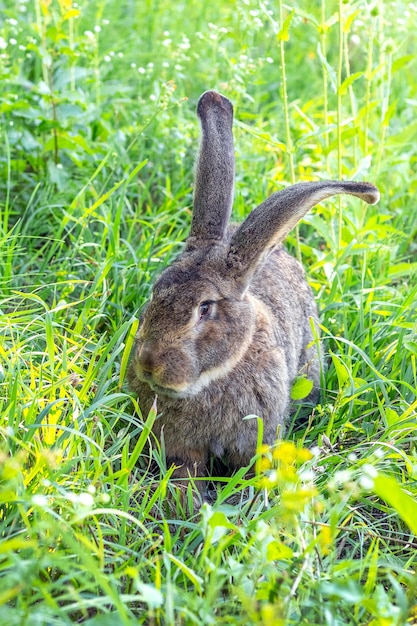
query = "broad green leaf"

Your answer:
(384, 407), (400, 427)
(291, 376), (314, 400)
(373, 474), (417, 535)
(388, 262), (417, 278)
(43, 133), (93, 154)
(320, 580), (363, 603)
(47, 159), (69, 190)
(391, 54), (414, 72)
(330, 353), (350, 389)
(266, 540), (293, 561)
(208, 511), (238, 531)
